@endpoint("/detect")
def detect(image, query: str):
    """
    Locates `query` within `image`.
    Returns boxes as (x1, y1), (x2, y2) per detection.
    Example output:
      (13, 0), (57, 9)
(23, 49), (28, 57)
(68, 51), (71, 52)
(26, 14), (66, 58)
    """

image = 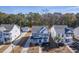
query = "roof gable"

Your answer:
(51, 25), (68, 34)
(0, 24), (16, 32)
(32, 26), (48, 33)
